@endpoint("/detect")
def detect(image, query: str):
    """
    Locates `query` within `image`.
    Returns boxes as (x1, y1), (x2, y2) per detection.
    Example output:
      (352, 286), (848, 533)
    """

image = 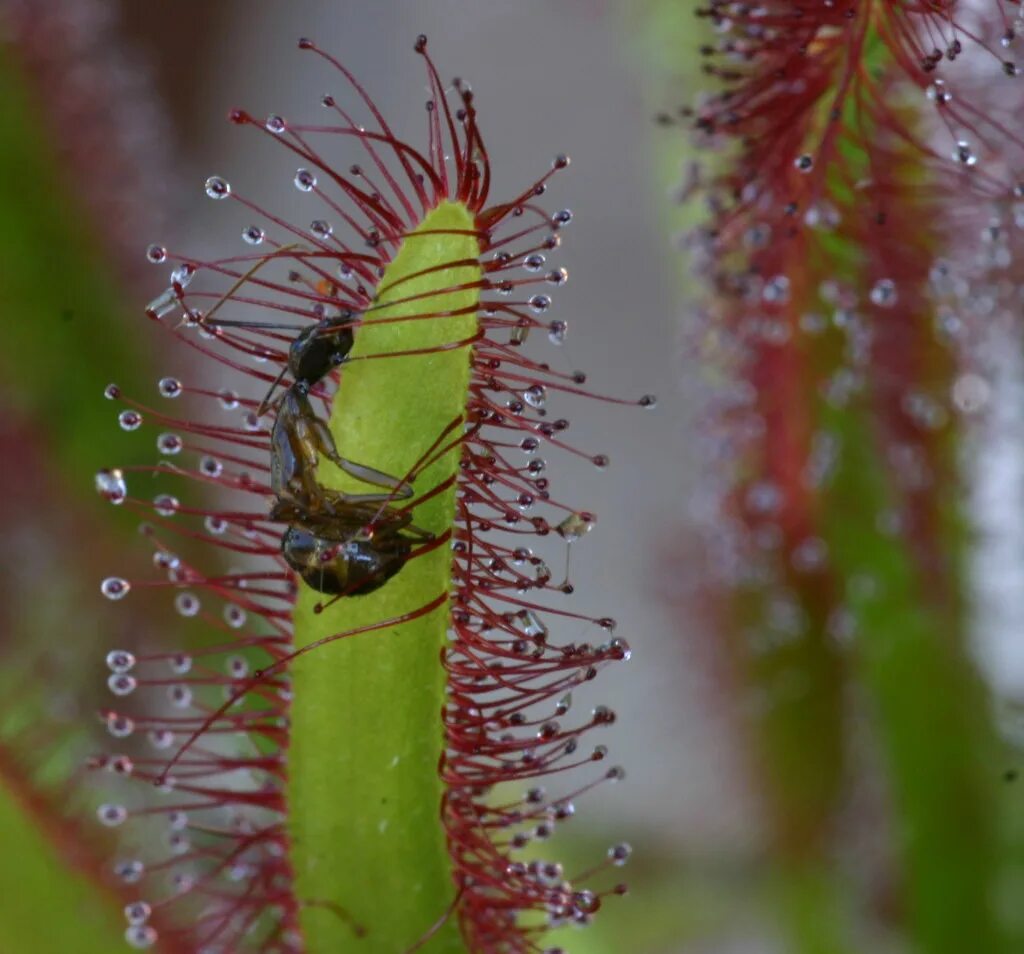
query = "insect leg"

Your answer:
(310, 415), (414, 498)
